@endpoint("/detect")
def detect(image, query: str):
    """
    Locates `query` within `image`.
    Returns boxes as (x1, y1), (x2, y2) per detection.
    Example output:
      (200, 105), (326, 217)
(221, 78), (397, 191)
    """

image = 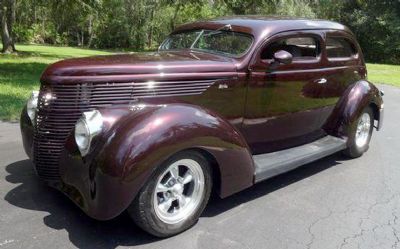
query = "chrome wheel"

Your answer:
(355, 112), (371, 148)
(153, 159), (205, 224)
